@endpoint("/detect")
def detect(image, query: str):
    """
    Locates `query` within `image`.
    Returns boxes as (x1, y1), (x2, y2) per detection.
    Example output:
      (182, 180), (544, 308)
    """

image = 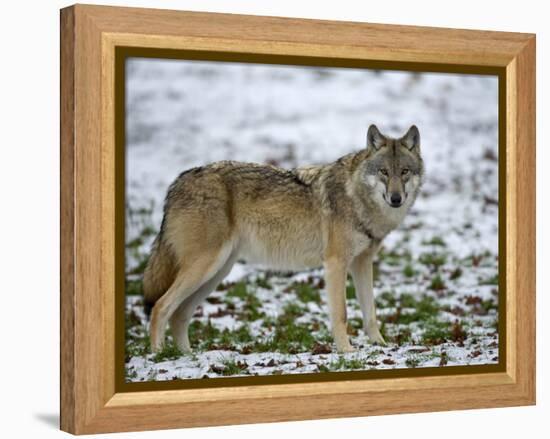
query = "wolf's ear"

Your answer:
(402, 125), (420, 152)
(366, 124), (386, 150)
